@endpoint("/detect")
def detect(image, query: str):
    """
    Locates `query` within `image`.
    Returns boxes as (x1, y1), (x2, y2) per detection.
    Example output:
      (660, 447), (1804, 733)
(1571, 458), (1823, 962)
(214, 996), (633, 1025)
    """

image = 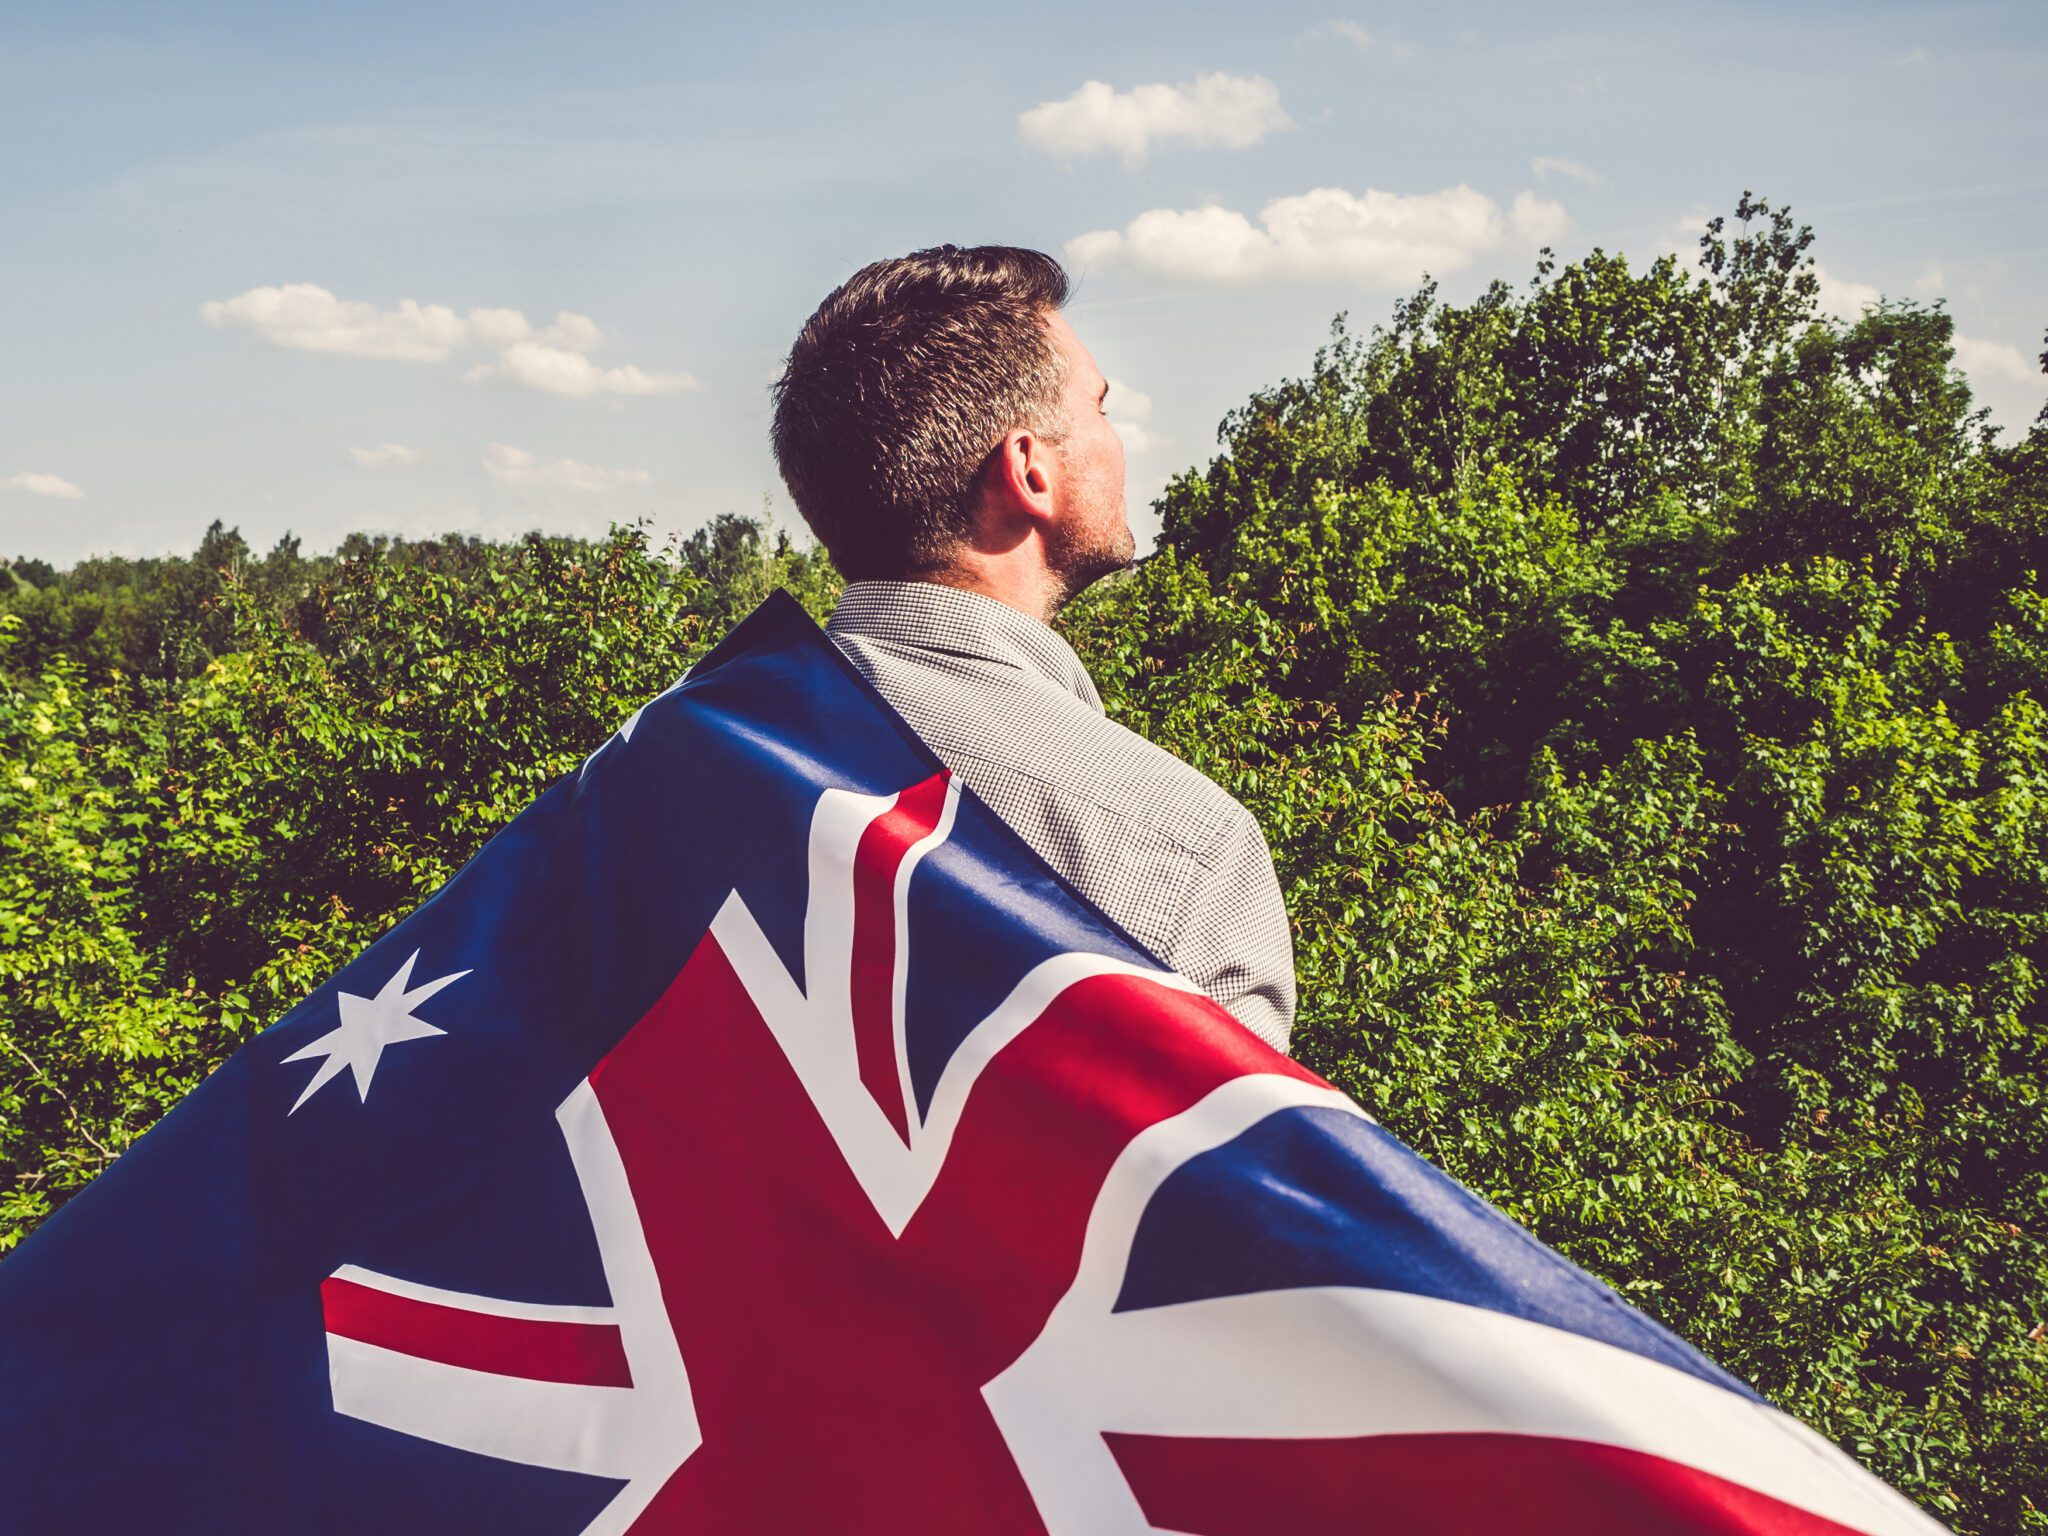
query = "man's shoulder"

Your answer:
(1066, 705), (1250, 840)
(828, 618), (1251, 857)
(951, 685), (1251, 859)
